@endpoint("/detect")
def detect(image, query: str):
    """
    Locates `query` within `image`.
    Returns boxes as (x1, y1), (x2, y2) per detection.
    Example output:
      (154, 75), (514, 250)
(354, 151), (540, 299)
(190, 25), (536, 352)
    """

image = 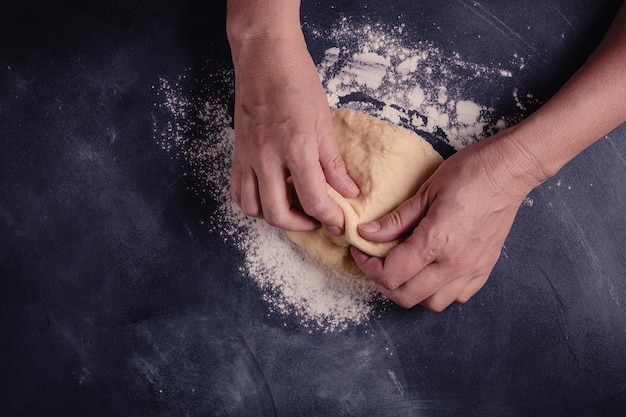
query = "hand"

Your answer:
(230, 35), (359, 233)
(351, 132), (537, 311)
(350, 1), (626, 311)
